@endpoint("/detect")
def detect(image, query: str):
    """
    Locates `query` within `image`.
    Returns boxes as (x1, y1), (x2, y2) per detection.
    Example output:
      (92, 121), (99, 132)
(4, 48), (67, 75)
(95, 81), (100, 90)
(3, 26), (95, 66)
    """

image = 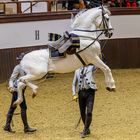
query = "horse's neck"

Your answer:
(71, 23), (97, 39)
(71, 9), (100, 39)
